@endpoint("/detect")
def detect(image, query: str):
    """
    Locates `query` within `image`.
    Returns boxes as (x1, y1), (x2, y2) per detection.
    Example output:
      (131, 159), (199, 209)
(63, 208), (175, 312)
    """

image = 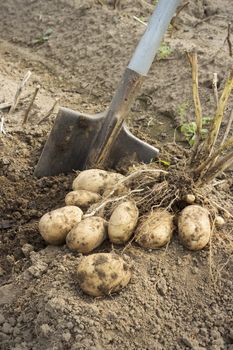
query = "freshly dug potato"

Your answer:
(103, 172), (127, 196)
(66, 216), (107, 253)
(65, 190), (101, 208)
(215, 215), (225, 227)
(39, 206), (83, 245)
(76, 253), (131, 296)
(178, 205), (211, 250)
(72, 169), (110, 194)
(72, 169), (127, 195)
(108, 200), (139, 244)
(136, 210), (173, 249)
